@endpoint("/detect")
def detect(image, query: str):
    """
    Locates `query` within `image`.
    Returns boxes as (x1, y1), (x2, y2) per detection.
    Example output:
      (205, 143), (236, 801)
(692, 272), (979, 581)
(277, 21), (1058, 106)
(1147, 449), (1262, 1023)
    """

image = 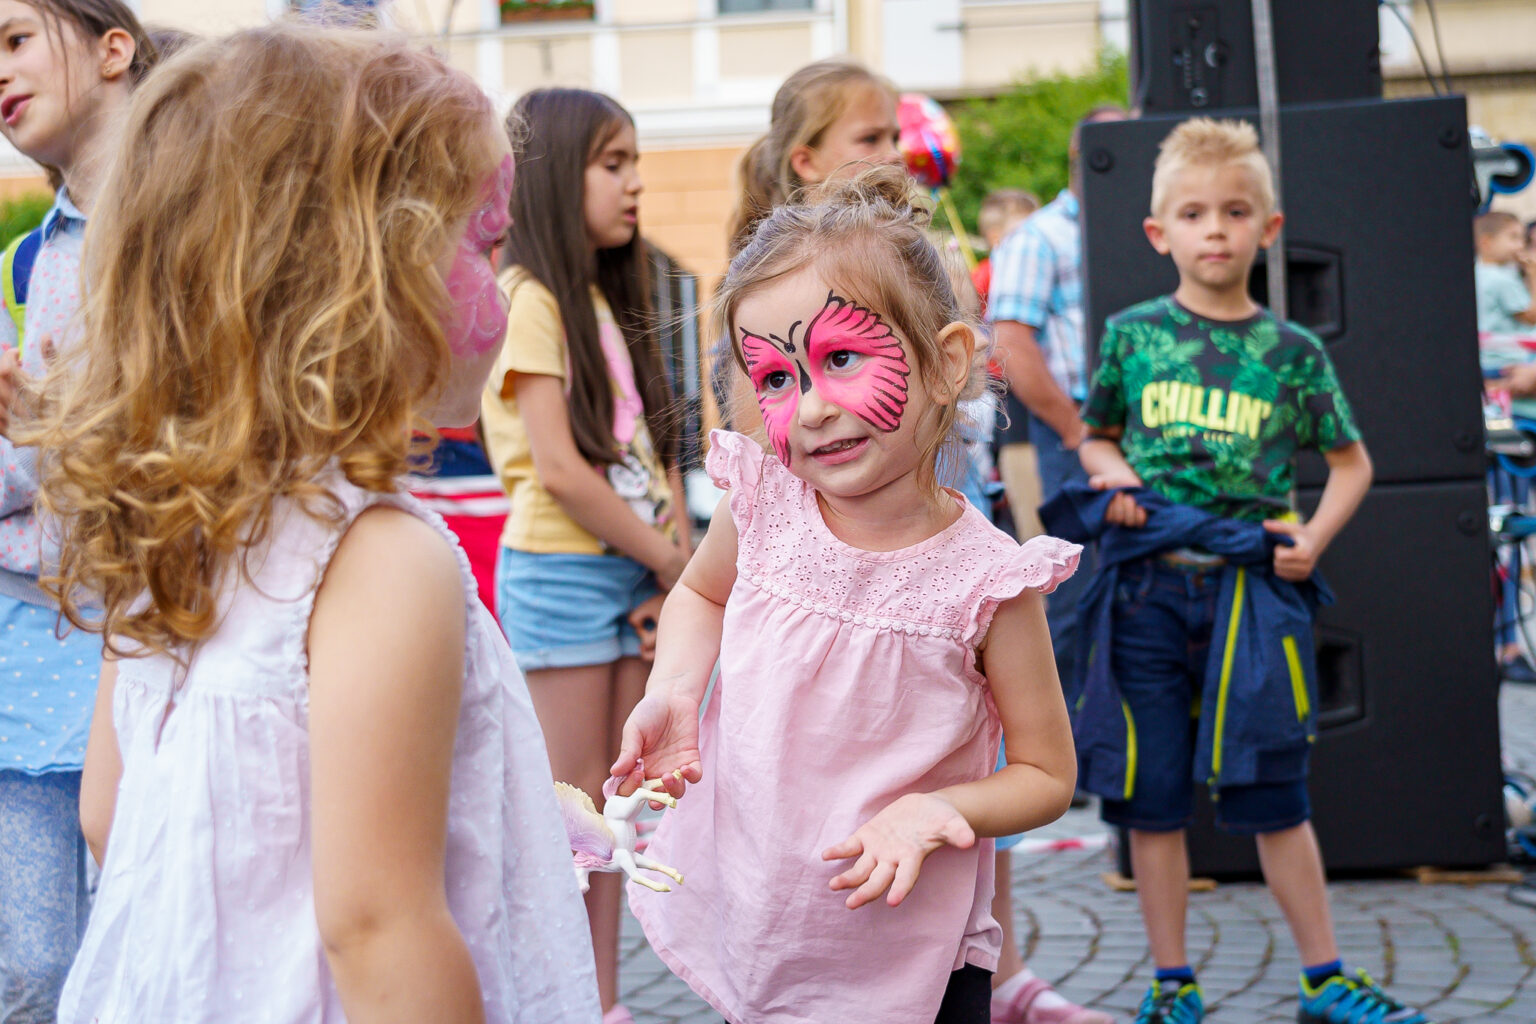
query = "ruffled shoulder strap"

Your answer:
(964, 534), (1082, 649)
(287, 477), (479, 677)
(704, 428), (799, 536)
